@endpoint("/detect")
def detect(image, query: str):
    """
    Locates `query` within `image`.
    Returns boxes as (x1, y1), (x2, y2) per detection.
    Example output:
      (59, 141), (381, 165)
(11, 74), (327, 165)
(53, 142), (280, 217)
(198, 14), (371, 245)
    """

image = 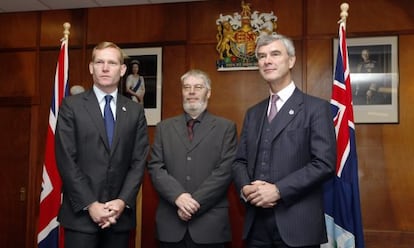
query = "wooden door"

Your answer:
(0, 106), (30, 248)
